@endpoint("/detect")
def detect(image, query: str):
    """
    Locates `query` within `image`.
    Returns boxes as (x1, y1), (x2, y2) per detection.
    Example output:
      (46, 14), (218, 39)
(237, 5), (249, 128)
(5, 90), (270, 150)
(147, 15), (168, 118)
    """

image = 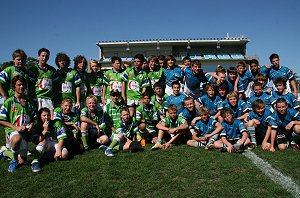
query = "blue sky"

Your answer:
(1, 0), (299, 74)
